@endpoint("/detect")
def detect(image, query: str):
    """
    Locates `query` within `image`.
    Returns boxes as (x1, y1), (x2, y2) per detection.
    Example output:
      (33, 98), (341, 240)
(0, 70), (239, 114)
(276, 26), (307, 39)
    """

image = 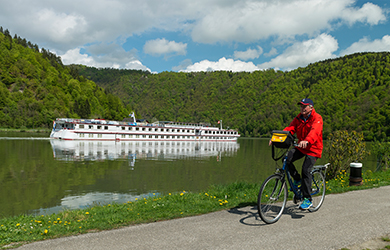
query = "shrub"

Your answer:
(371, 140), (390, 171)
(324, 130), (368, 180)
